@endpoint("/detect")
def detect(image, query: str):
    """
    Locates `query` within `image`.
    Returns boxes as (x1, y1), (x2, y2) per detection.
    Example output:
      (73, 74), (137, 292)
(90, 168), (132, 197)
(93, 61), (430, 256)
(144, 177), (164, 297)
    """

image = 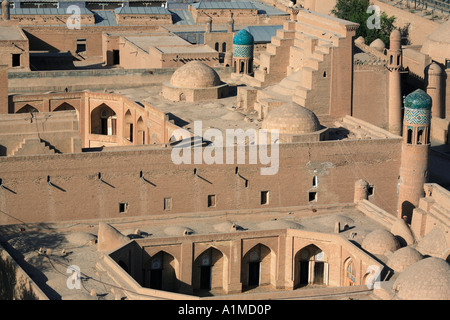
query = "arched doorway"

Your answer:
(91, 104), (116, 136)
(54, 102), (76, 112)
(137, 116), (145, 145)
(16, 104), (38, 113)
(294, 244), (328, 288)
(124, 110), (133, 142)
(242, 244), (274, 290)
(193, 247), (227, 293)
(143, 251), (178, 292)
